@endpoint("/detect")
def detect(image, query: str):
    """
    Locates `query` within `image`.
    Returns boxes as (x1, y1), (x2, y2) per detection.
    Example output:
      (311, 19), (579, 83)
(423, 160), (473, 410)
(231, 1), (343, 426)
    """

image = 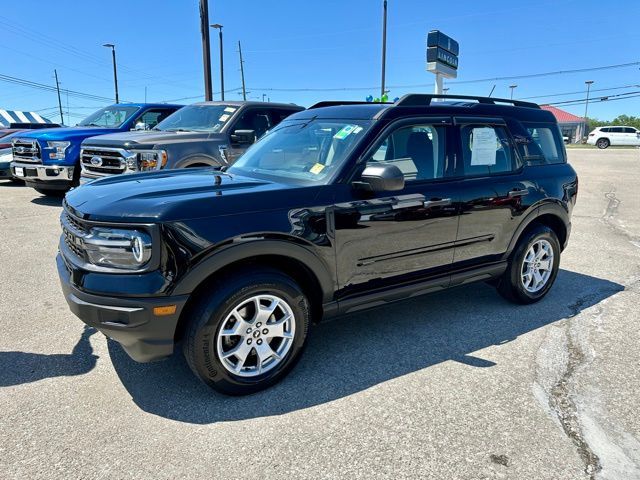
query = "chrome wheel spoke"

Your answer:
(538, 259), (551, 271)
(220, 309), (252, 337)
(265, 315), (292, 339)
(253, 297), (280, 324)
